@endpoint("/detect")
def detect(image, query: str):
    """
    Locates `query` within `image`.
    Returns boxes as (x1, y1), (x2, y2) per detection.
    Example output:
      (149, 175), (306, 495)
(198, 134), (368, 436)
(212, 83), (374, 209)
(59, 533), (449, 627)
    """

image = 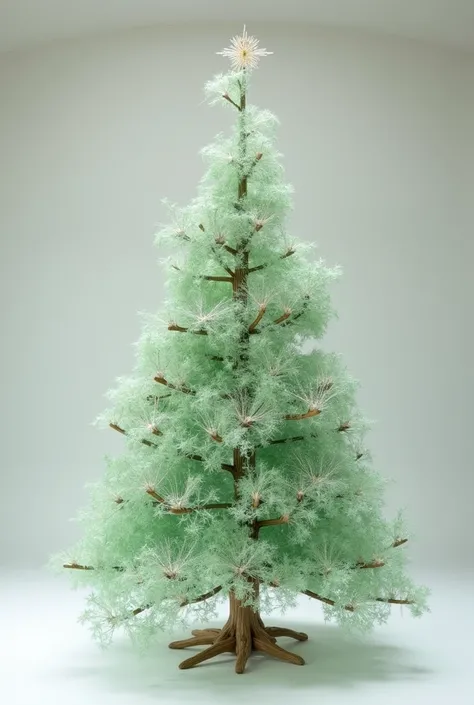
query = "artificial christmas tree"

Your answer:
(59, 28), (429, 674)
